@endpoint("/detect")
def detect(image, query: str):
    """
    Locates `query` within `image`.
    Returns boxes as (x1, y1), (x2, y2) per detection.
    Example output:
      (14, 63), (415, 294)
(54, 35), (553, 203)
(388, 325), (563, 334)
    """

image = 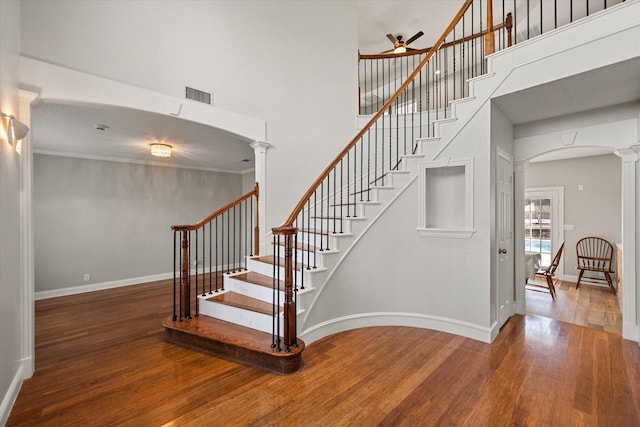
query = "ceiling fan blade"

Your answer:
(379, 48), (396, 54)
(386, 33), (398, 44)
(405, 31), (424, 45)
